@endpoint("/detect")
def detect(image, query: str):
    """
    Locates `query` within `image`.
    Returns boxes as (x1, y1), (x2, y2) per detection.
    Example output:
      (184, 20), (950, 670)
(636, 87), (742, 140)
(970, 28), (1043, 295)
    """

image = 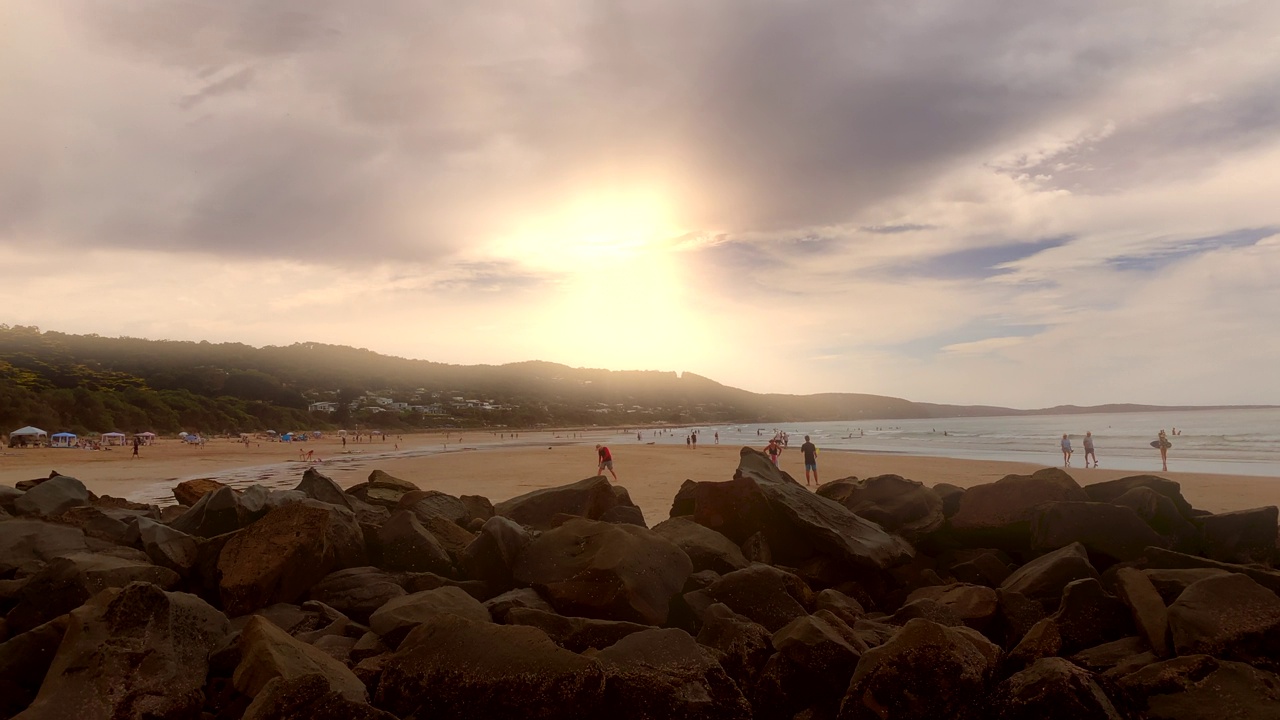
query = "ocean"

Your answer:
(666, 407), (1280, 478)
